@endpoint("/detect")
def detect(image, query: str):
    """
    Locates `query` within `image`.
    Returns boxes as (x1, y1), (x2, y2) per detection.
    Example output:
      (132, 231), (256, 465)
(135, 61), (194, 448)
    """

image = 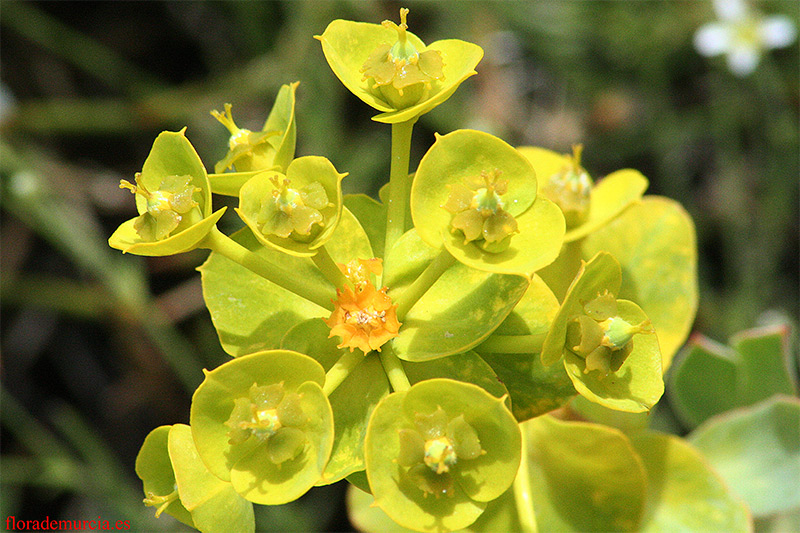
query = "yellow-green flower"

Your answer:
(317, 8), (483, 123)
